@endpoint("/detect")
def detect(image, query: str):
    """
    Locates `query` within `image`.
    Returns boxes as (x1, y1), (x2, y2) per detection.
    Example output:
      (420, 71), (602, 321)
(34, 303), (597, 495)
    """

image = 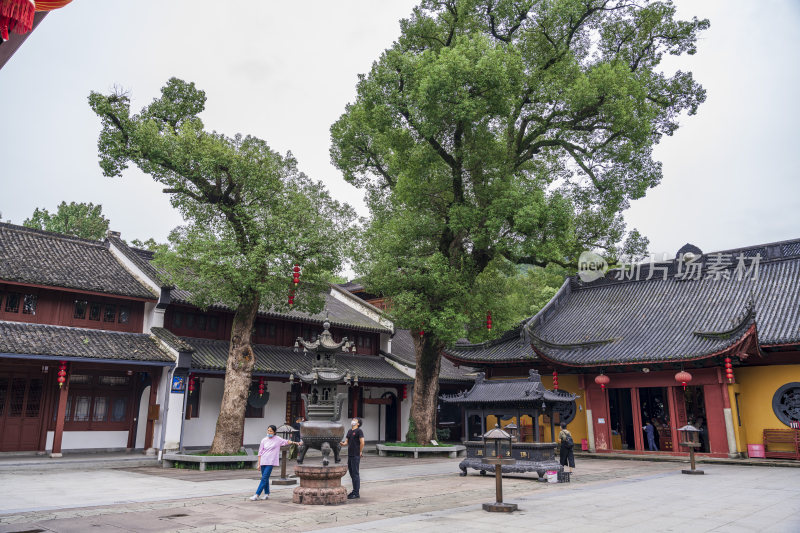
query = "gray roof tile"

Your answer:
(440, 371), (577, 405)
(0, 320), (174, 363)
(178, 336), (412, 383)
(384, 329), (475, 382)
(0, 223), (156, 299)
